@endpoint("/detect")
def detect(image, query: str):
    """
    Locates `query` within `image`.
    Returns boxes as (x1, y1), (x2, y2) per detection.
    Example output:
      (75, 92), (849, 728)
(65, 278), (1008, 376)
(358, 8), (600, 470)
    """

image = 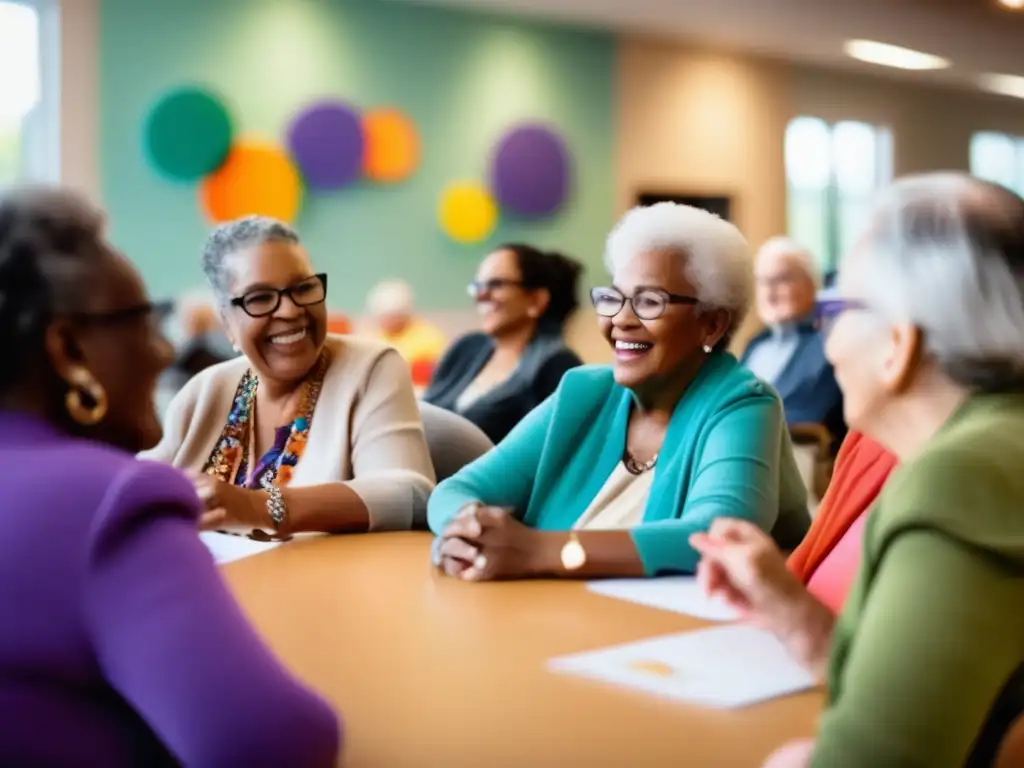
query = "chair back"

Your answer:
(418, 401), (494, 484)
